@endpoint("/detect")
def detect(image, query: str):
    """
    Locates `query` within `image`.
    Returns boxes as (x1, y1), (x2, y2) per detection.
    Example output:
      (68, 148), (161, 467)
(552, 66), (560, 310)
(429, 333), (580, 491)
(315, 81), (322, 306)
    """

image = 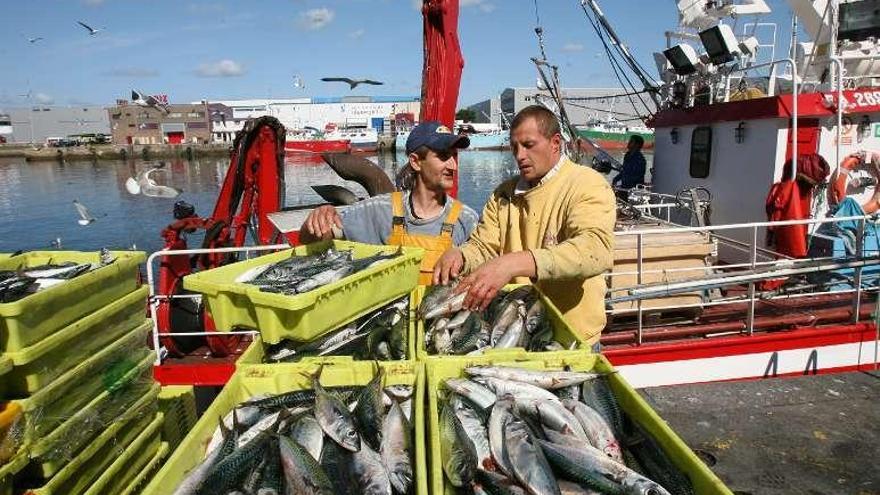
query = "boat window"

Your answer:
(689, 126), (712, 178)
